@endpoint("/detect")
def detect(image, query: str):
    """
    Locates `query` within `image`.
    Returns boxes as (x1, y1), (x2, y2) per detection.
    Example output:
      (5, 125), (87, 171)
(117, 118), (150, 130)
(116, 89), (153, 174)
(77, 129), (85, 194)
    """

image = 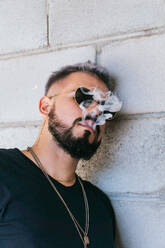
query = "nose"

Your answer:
(87, 101), (101, 118)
